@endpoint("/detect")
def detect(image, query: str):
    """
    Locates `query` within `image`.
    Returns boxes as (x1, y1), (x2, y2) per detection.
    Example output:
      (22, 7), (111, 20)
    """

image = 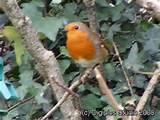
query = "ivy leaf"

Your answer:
(133, 75), (147, 89)
(124, 43), (144, 71)
(114, 83), (129, 94)
(34, 83), (49, 104)
(16, 86), (28, 99)
(2, 26), (25, 65)
(51, 0), (62, 4)
(123, 8), (137, 21)
(107, 23), (121, 40)
(2, 109), (19, 120)
(85, 84), (101, 96)
(35, 94), (48, 104)
(96, 0), (108, 7)
(114, 32), (135, 53)
(58, 59), (71, 74)
(143, 26), (160, 52)
(19, 53), (34, 86)
(22, 1), (66, 41)
(60, 46), (70, 57)
(81, 94), (103, 110)
(63, 71), (79, 83)
(109, 3), (125, 21)
(97, 3), (124, 22)
(104, 63), (116, 80)
(63, 3), (78, 21)
(17, 53), (33, 99)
